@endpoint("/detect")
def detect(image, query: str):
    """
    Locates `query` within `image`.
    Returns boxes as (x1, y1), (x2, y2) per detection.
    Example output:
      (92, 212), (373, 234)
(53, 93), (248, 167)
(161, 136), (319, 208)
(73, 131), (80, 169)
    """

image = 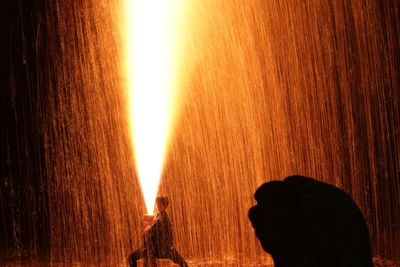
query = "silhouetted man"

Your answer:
(248, 175), (373, 267)
(128, 196), (188, 267)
